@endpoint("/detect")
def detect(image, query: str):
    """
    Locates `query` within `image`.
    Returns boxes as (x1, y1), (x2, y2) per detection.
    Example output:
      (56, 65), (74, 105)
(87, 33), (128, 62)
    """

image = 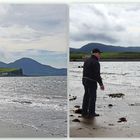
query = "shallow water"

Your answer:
(69, 61), (140, 106)
(69, 61), (140, 87)
(0, 76), (67, 137)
